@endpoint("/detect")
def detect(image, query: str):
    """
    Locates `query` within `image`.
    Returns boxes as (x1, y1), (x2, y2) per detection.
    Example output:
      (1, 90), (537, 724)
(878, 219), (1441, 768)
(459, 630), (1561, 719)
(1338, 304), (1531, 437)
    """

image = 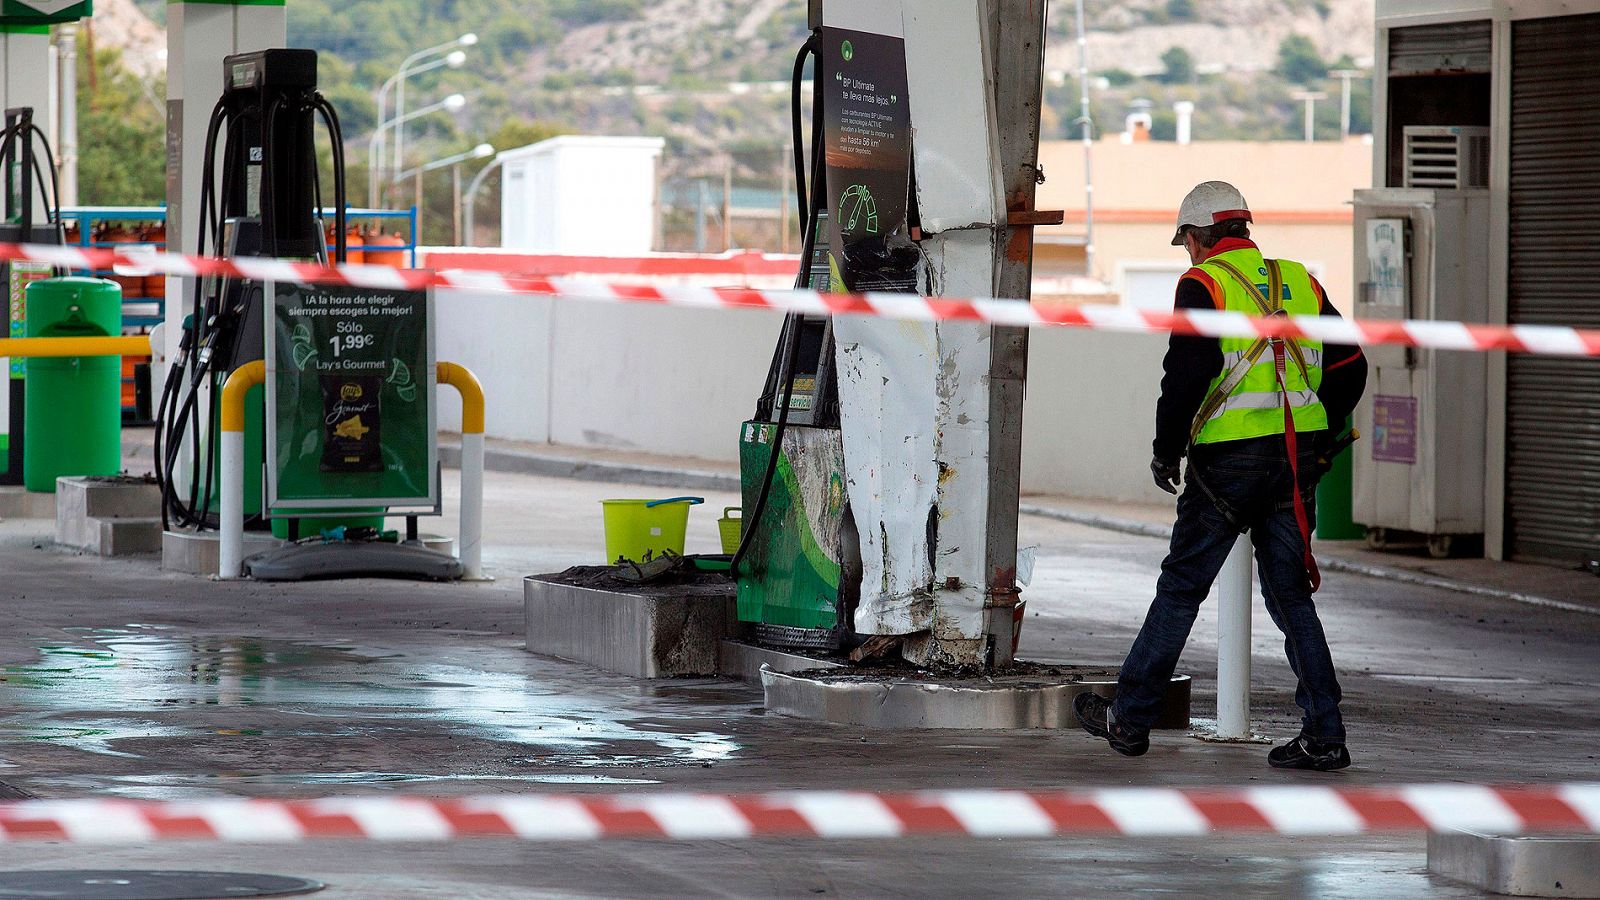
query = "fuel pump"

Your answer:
(0, 107), (66, 484)
(155, 49), (348, 532)
(731, 25), (856, 651)
(732, 5), (922, 653)
(736, 0), (1044, 668)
